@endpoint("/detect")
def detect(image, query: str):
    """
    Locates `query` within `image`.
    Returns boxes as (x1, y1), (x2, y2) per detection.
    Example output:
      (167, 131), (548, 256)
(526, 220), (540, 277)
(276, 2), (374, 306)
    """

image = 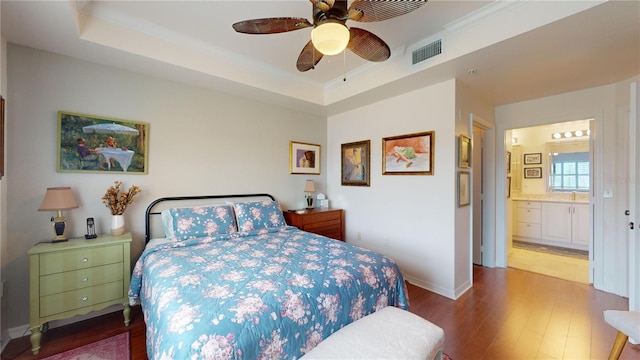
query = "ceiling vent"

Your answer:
(412, 39), (442, 65)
